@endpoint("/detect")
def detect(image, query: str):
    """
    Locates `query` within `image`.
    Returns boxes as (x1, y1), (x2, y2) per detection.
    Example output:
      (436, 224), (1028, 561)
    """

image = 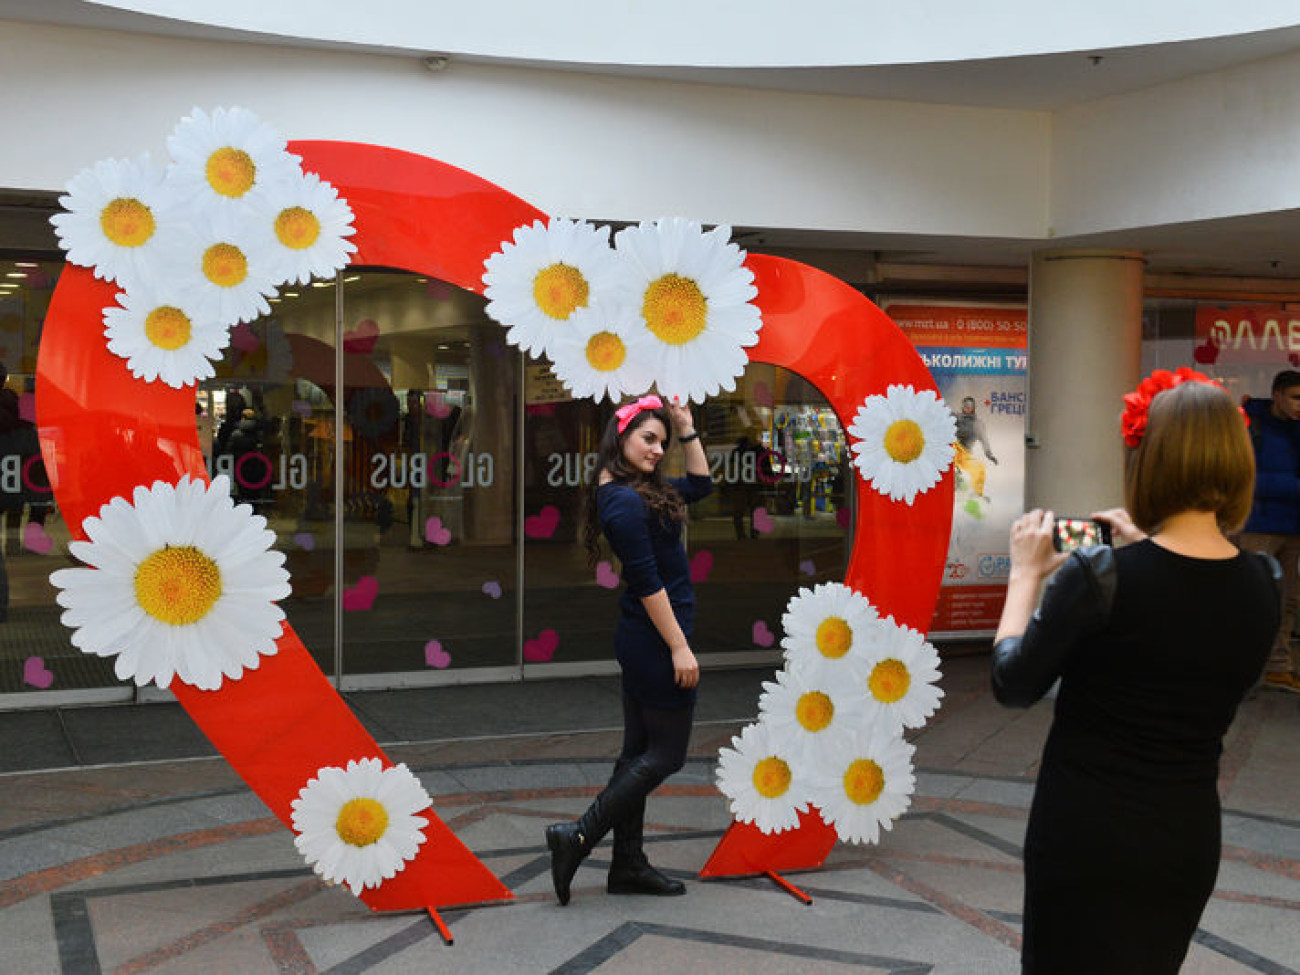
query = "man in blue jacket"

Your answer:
(1239, 369), (1300, 694)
